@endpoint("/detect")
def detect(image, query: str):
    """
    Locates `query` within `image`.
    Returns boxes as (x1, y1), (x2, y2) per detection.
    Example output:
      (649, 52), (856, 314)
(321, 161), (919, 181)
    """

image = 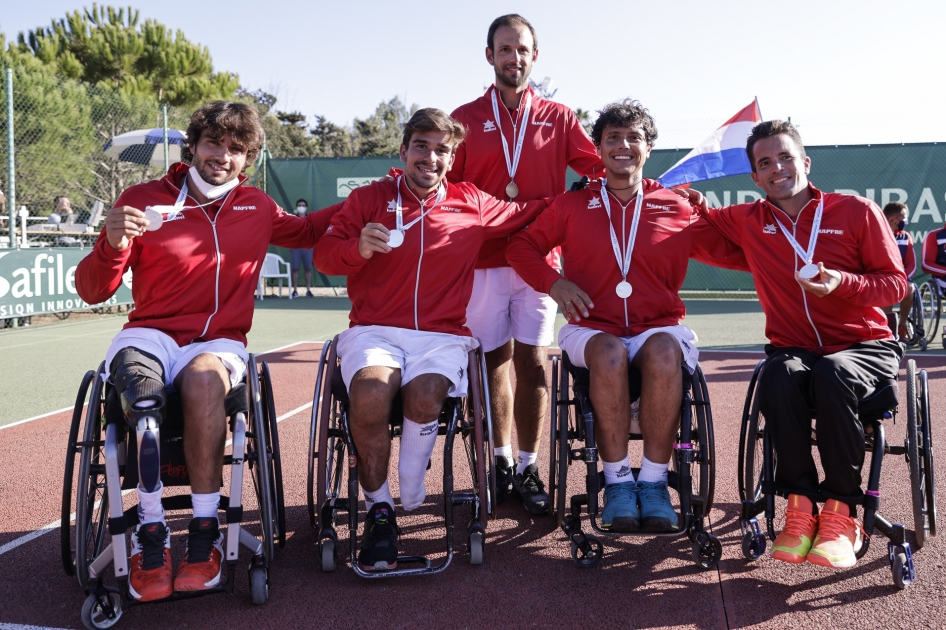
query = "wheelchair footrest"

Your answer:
(452, 491), (477, 506)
